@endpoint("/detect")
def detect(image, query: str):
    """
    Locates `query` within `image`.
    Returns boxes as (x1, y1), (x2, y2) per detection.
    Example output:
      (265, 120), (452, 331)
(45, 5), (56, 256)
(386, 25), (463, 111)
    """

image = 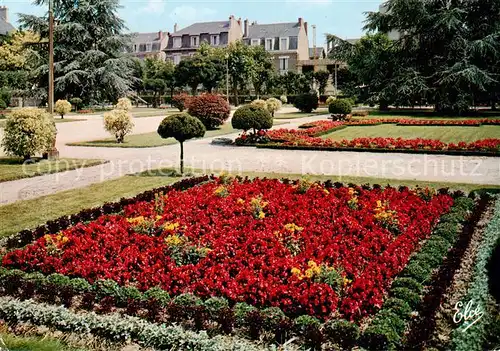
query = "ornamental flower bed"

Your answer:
(2, 178), (453, 321)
